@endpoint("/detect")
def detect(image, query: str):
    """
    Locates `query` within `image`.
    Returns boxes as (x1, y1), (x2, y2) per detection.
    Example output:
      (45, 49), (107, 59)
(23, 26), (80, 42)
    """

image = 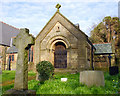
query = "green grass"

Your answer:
(2, 84), (14, 95)
(1, 71), (120, 94)
(1, 70), (36, 95)
(2, 71), (15, 82)
(28, 72), (119, 94)
(2, 70), (36, 82)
